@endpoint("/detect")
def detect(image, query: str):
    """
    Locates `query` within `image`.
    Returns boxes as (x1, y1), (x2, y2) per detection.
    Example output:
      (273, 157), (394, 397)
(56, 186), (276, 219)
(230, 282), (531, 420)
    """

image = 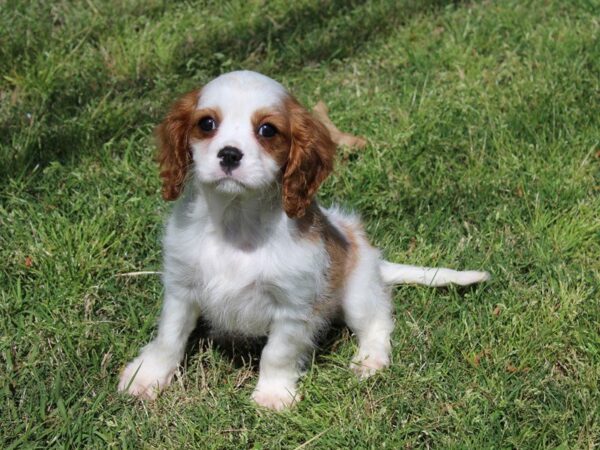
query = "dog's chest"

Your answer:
(167, 227), (325, 336)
